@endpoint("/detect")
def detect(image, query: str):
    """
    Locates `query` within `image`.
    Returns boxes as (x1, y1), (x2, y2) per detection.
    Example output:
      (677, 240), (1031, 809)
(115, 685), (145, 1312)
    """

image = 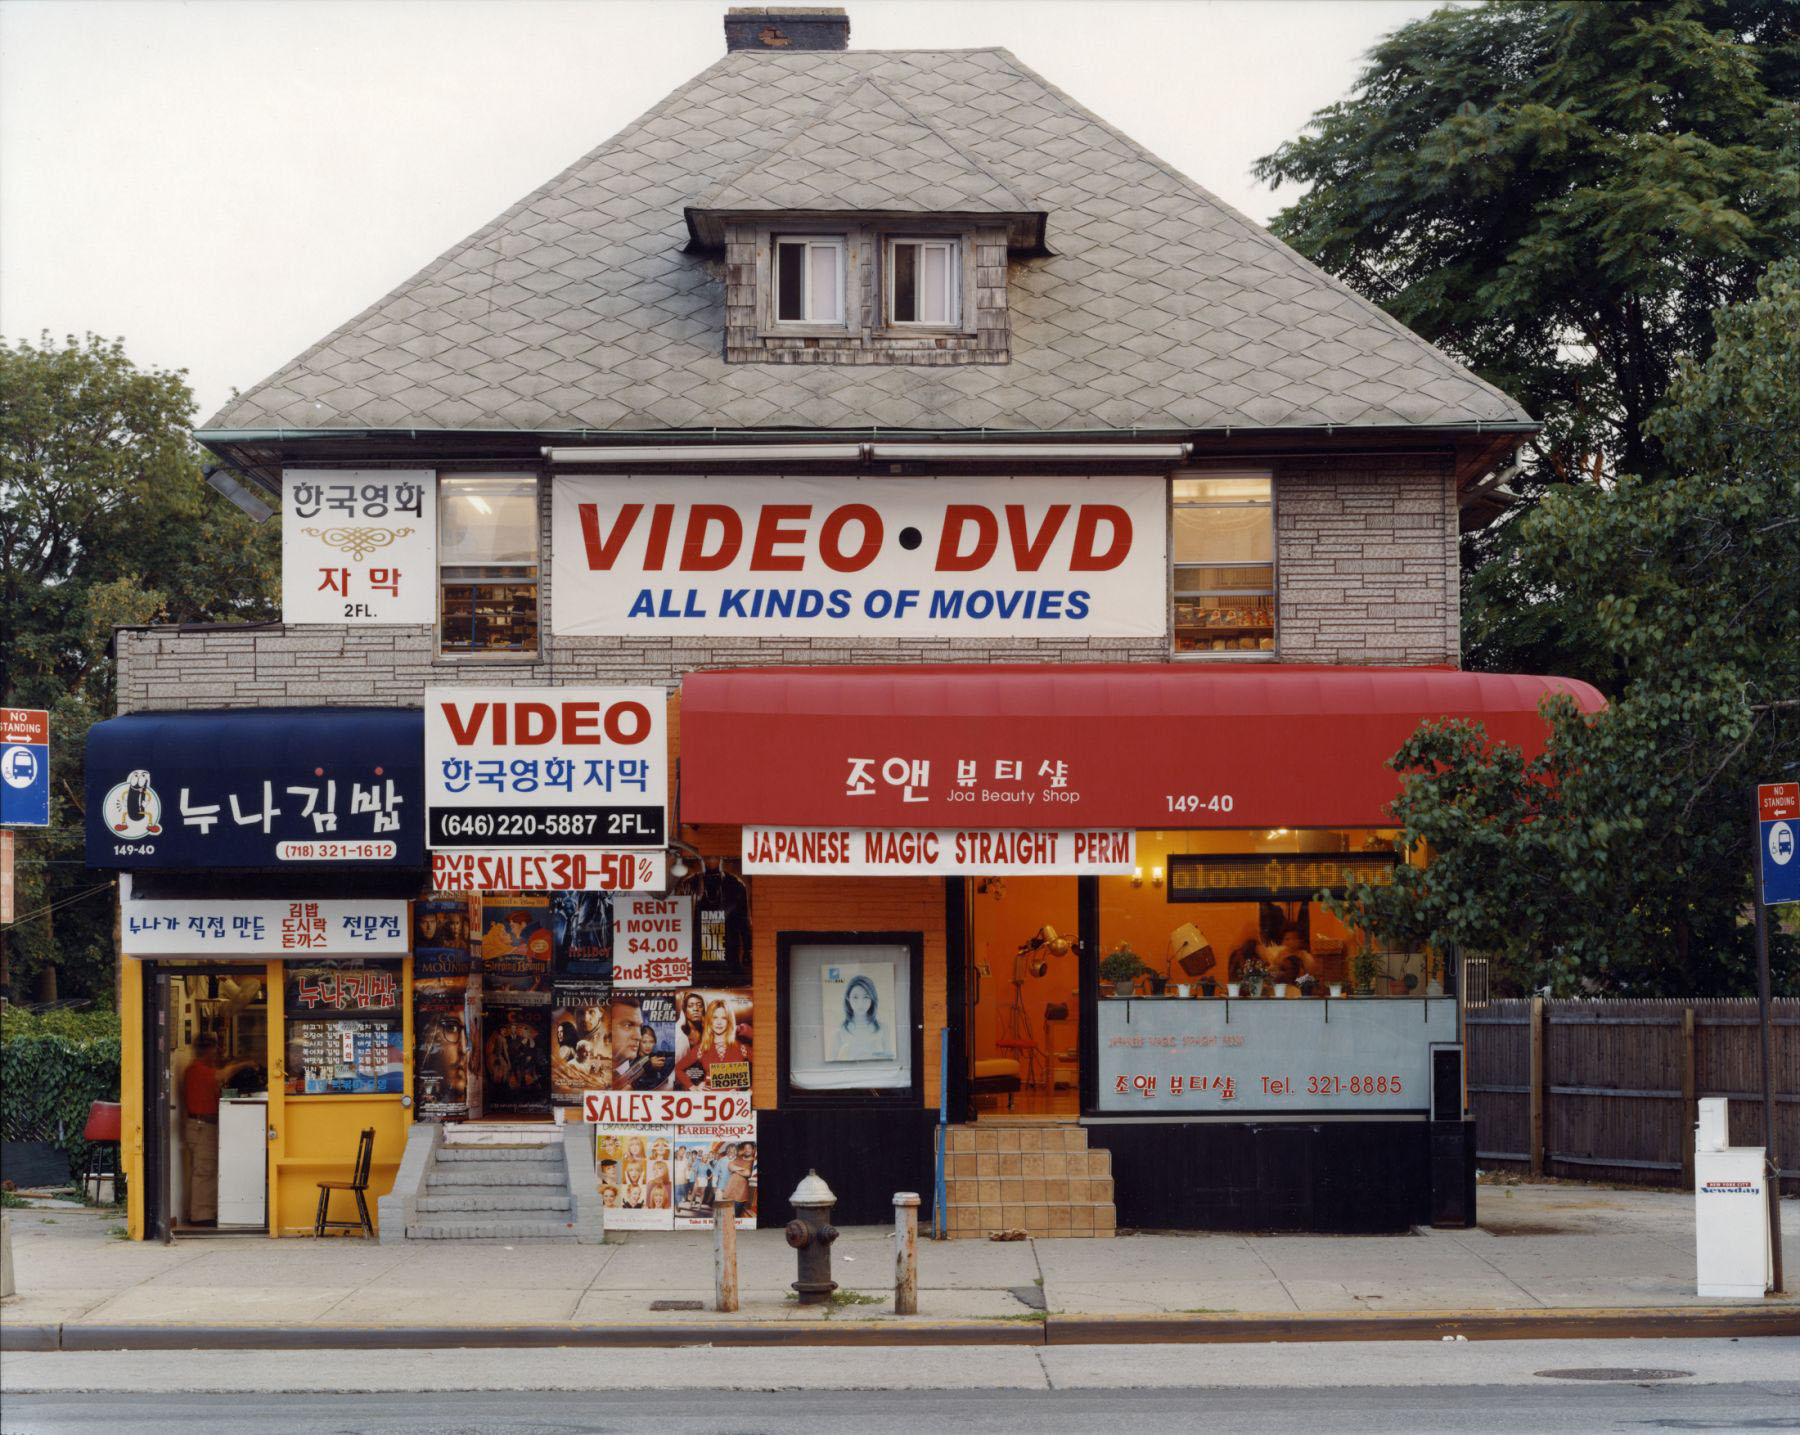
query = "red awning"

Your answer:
(678, 664), (1605, 830)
